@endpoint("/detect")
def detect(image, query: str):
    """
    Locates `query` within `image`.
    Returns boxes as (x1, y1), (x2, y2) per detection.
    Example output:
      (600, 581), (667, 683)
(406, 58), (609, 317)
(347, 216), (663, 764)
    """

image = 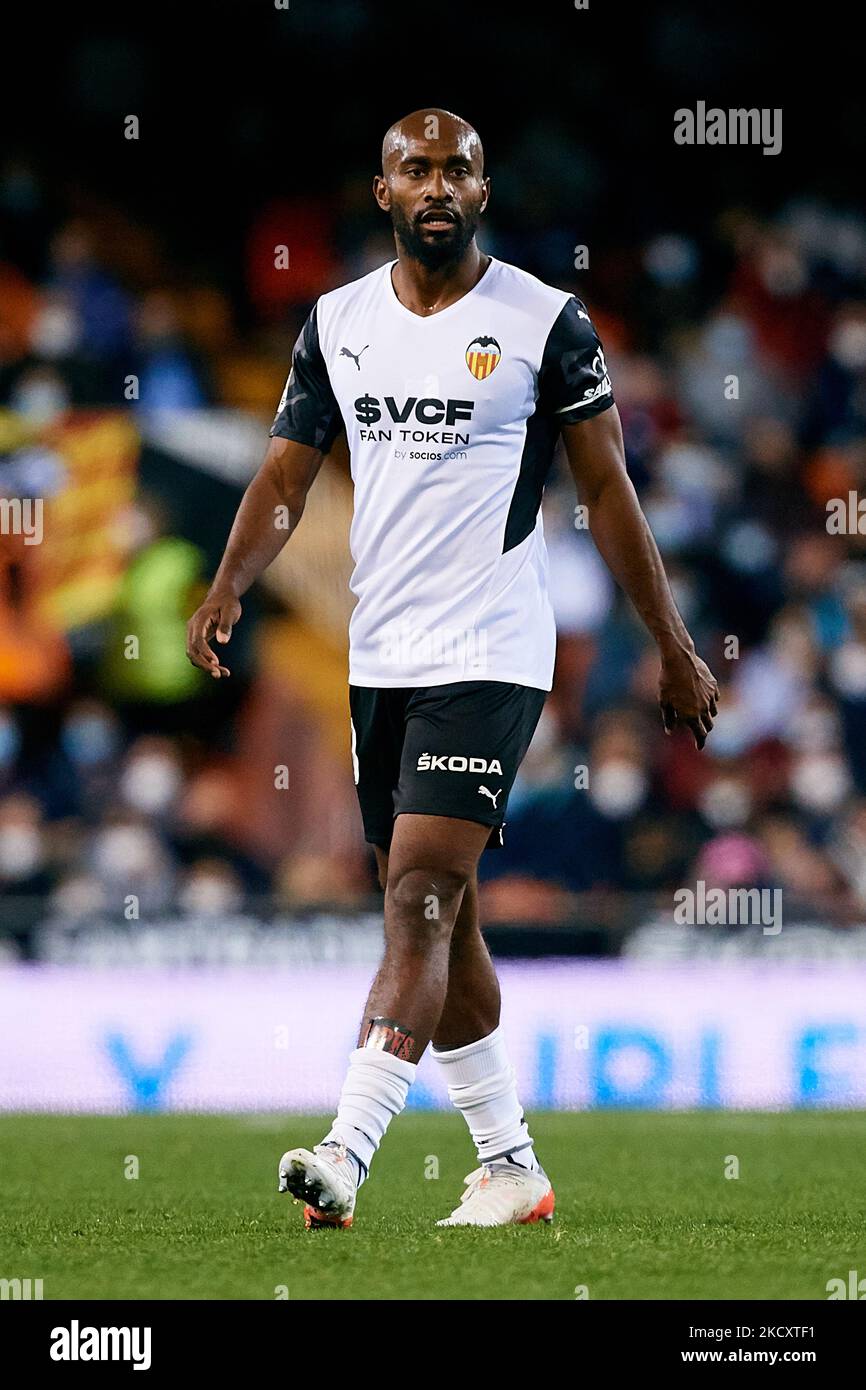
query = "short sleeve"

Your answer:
(270, 303), (343, 451)
(537, 297), (614, 425)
